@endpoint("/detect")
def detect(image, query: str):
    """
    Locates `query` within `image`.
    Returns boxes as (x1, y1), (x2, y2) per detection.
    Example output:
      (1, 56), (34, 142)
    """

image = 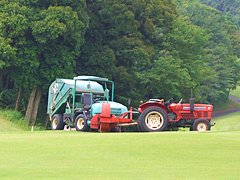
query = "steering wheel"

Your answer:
(178, 99), (182, 104)
(164, 98), (173, 106)
(93, 97), (101, 103)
